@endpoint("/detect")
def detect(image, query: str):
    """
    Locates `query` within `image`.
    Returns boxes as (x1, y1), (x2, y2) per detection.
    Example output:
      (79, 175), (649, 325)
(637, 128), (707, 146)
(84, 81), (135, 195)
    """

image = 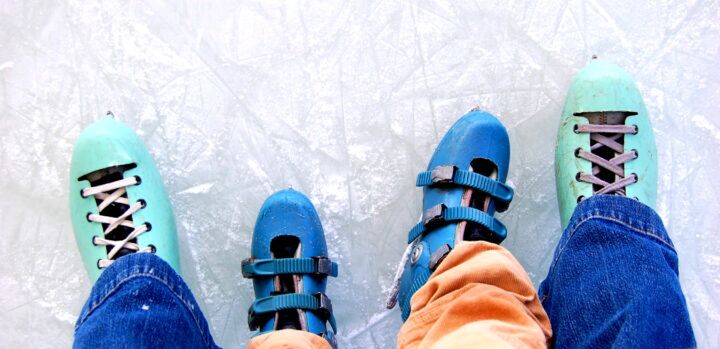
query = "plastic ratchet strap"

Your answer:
(407, 204), (507, 243)
(248, 293), (337, 332)
(416, 165), (513, 204)
(241, 257), (339, 278)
